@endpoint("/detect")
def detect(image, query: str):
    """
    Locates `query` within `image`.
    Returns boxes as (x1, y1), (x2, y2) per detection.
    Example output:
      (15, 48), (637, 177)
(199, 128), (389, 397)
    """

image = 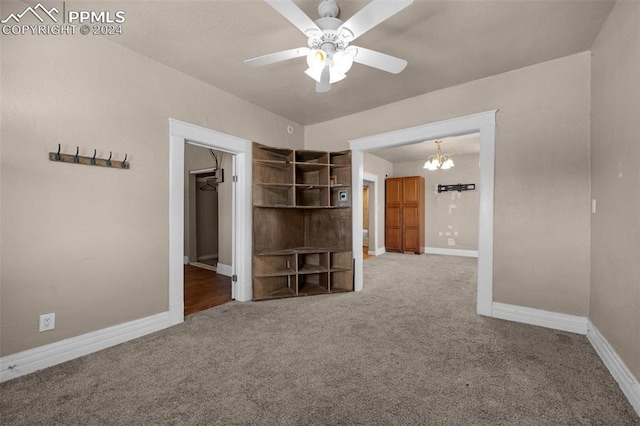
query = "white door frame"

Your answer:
(349, 110), (496, 316)
(363, 172), (379, 255)
(168, 119), (253, 325)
